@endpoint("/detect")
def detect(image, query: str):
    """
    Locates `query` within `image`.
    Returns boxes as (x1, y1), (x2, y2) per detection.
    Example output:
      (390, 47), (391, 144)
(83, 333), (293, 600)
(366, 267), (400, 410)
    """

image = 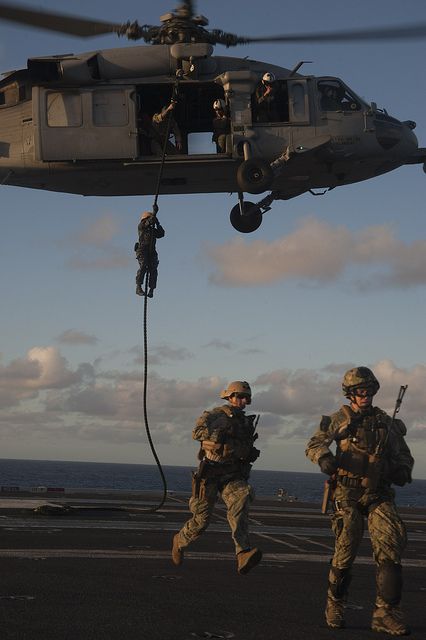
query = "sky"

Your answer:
(0, 0), (426, 477)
